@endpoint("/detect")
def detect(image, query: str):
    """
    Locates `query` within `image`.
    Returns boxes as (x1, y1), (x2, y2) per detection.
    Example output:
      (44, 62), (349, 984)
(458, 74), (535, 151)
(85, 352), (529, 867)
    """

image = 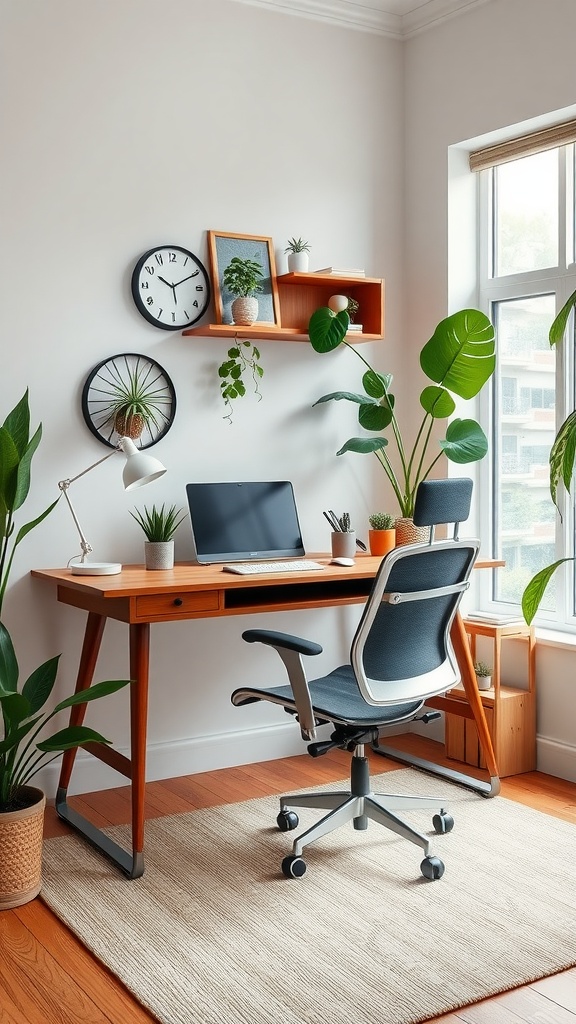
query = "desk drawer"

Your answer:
(135, 591), (221, 620)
